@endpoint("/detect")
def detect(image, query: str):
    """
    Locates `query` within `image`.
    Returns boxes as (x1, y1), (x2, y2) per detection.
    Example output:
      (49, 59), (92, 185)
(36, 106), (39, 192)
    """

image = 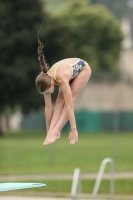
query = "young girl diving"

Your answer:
(35, 40), (91, 146)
